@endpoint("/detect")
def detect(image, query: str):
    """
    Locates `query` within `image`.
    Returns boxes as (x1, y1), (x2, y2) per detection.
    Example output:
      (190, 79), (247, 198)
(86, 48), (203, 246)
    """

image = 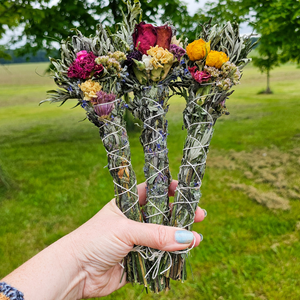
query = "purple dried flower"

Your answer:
(169, 44), (186, 60)
(93, 91), (116, 117)
(125, 50), (143, 66)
